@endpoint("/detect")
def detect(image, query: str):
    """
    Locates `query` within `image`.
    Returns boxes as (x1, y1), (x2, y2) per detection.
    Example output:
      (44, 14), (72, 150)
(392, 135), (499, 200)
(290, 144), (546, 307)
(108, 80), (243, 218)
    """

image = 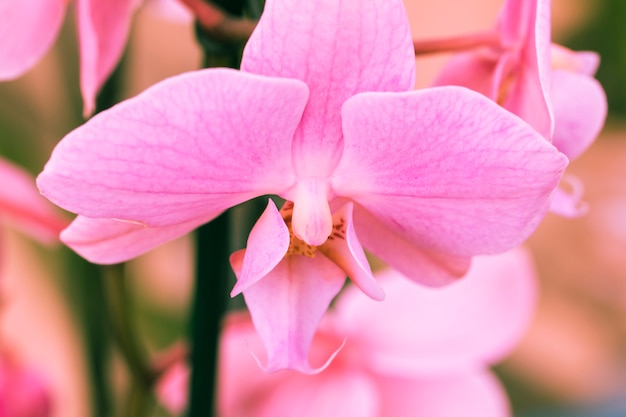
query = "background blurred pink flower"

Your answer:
(0, 353), (51, 417)
(0, 0), (137, 116)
